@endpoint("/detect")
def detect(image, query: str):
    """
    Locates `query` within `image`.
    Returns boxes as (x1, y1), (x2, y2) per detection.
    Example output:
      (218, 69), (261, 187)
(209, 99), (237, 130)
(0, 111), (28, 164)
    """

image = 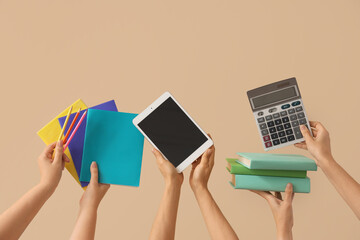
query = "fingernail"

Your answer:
(207, 149), (212, 154)
(92, 162), (97, 168)
(286, 183), (291, 189)
(57, 140), (62, 146)
(300, 125), (305, 130)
